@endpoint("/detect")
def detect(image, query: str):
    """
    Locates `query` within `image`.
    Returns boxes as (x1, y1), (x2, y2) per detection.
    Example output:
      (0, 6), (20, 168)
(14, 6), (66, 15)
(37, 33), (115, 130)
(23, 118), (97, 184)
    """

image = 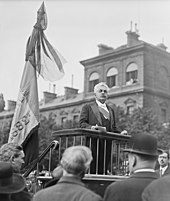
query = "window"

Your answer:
(158, 66), (169, 92)
(88, 72), (99, 92)
(61, 117), (67, 124)
(126, 63), (138, 85)
(73, 115), (79, 122)
(107, 68), (118, 88)
(127, 105), (134, 115)
(124, 98), (136, 115)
